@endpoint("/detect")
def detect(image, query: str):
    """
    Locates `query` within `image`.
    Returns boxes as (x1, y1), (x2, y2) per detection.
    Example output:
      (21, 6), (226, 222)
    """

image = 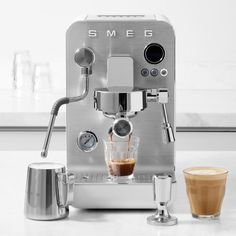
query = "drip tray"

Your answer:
(71, 172), (176, 209)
